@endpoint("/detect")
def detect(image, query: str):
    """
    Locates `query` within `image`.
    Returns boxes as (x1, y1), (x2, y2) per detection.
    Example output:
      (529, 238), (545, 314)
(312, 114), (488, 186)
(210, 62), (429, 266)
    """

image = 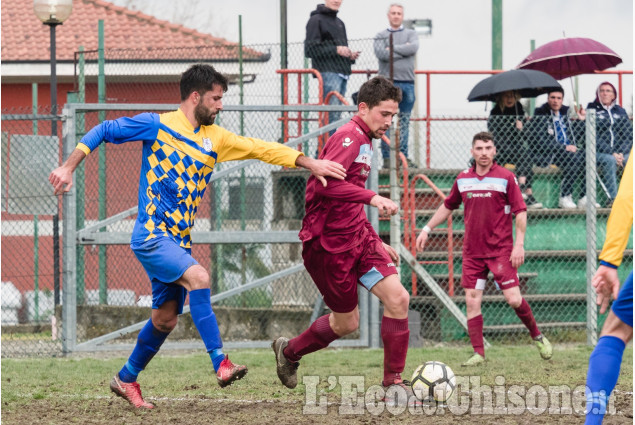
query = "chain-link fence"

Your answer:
(1, 36), (632, 356)
(2, 104), (631, 357)
(394, 108), (632, 346)
(1, 108), (64, 356)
